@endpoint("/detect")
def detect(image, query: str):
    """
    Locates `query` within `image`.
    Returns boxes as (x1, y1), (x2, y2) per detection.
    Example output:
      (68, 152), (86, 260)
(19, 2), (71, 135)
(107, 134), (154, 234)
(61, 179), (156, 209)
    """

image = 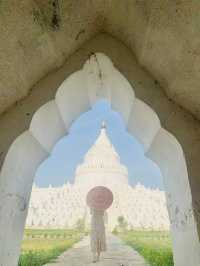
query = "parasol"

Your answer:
(86, 186), (113, 210)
